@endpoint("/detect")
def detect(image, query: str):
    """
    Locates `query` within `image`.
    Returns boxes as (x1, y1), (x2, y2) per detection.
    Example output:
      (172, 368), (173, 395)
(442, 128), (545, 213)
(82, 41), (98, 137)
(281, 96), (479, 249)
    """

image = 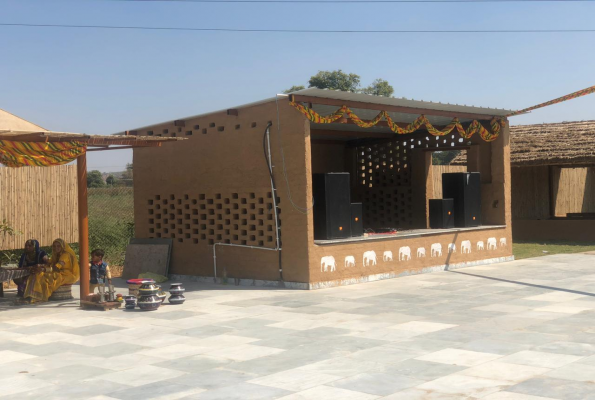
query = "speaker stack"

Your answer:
(312, 173), (363, 240)
(441, 172), (482, 227)
(429, 199), (454, 229)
